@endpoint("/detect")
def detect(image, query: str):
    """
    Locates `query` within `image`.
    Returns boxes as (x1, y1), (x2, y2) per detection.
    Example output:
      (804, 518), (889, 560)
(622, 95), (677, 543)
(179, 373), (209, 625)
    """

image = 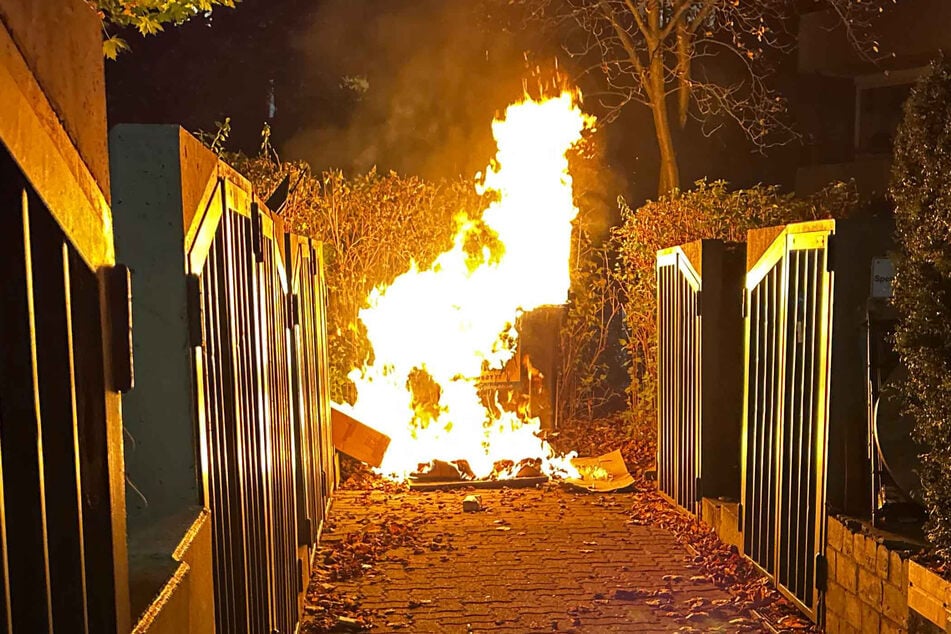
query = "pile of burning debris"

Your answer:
(408, 457), (548, 490)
